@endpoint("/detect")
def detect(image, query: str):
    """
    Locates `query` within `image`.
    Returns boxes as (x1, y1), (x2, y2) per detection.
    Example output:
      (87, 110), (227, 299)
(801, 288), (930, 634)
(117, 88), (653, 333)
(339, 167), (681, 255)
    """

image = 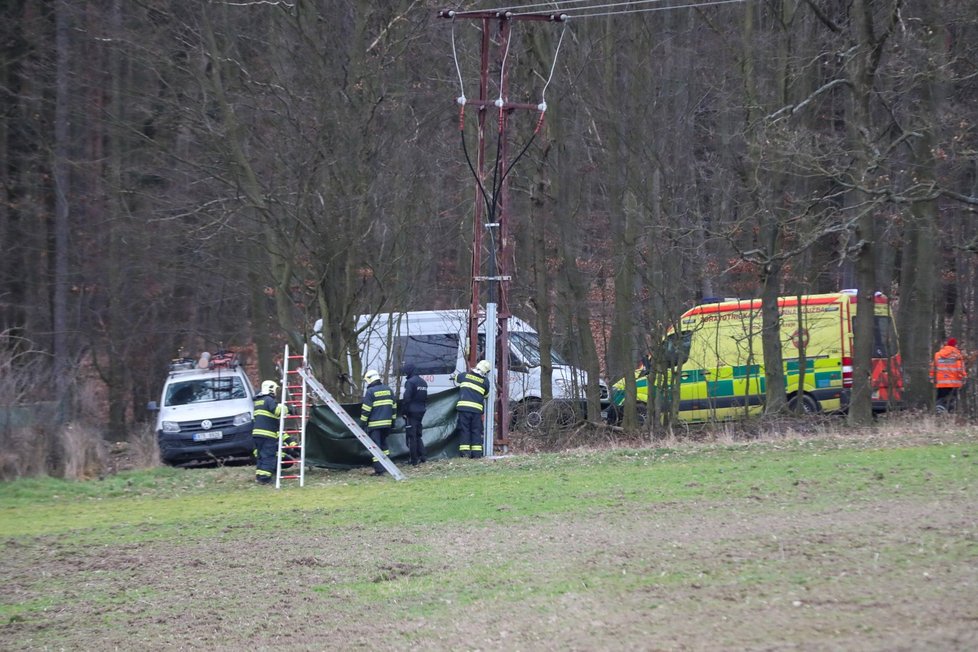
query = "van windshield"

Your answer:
(509, 331), (568, 367)
(165, 377), (247, 406)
